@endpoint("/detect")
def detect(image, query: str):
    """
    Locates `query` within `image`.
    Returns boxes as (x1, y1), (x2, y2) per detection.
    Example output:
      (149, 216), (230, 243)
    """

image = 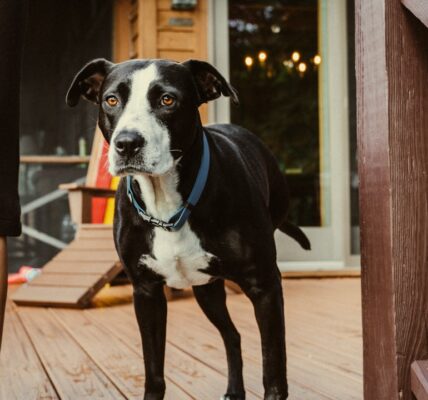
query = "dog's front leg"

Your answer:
(241, 272), (288, 400)
(133, 283), (167, 400)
